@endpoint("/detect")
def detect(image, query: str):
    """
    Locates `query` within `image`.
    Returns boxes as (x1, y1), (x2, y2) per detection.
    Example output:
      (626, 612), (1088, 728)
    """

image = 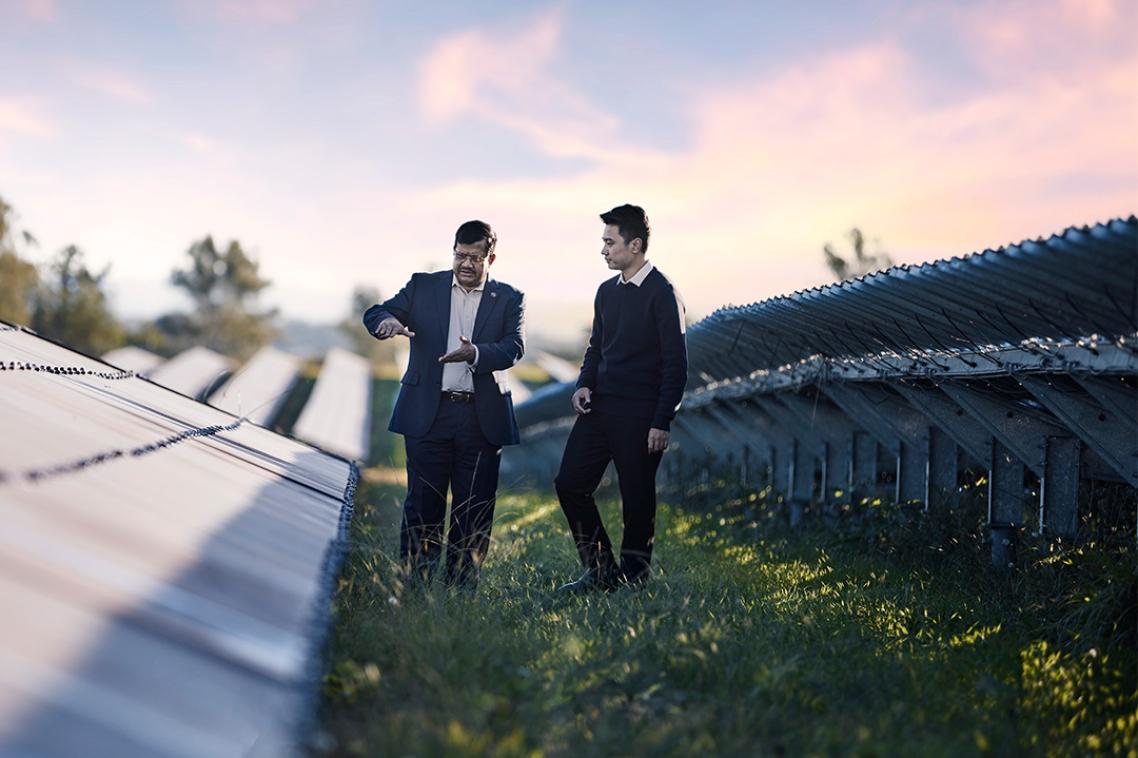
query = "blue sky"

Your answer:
(1, 0), (1134, 339)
